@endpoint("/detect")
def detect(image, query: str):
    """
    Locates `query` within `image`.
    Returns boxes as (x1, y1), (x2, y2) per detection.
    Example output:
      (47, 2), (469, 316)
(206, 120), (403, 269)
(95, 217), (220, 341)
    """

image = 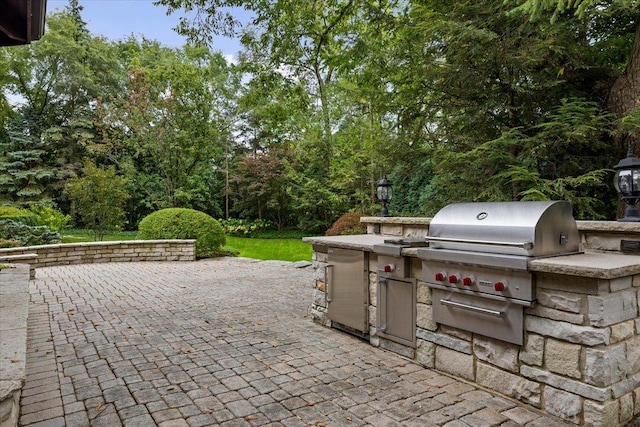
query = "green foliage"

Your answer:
(2, 0), (638, 227)
(109, 42), (239, 214)
(0, 206), (38, 225)
(0, 239), (21, 248)
(325, 213), (367, 236)
(0, 112), (55, 205)
(137, 208), (226, 258)
(218, 218), (274, 236)
(0, 219), (61, 246)
(65, 160), (129, 241)
(28, 205), (72, 232)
